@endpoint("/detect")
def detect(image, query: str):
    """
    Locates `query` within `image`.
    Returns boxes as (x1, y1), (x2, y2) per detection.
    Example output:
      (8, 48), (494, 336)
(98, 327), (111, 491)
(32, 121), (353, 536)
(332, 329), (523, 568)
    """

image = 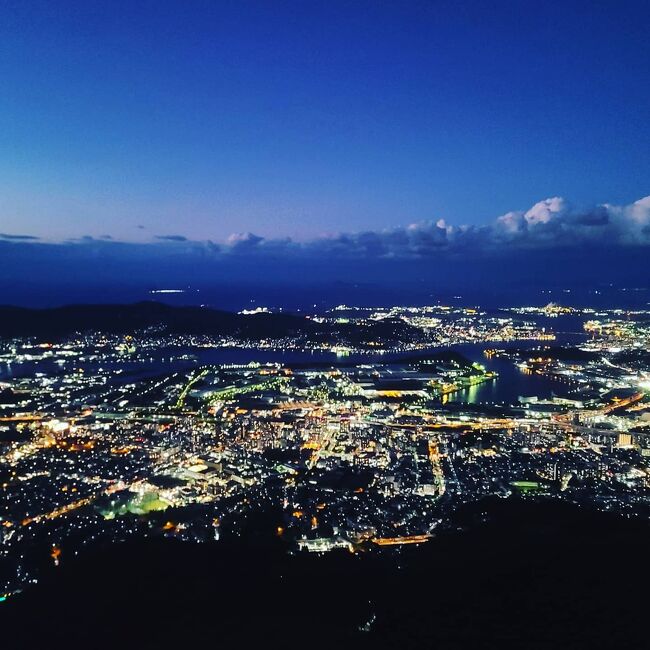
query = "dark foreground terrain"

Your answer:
(2, 500), (648, 650)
